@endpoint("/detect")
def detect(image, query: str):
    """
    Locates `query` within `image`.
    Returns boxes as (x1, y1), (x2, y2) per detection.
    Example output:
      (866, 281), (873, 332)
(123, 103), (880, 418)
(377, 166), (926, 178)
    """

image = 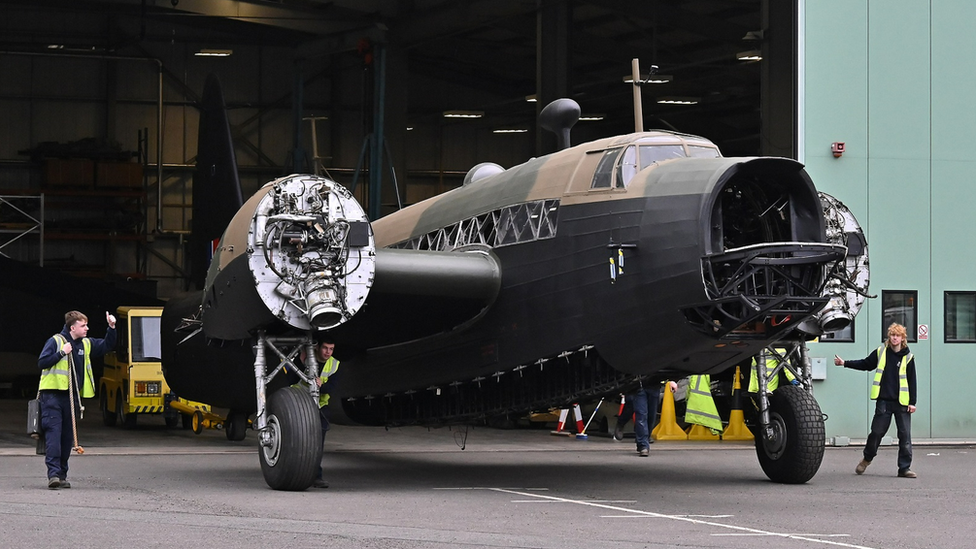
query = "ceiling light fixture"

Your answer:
(492, 128), (528, 133)
(737, 50), (762, 61)
(657, 97), (699, 105)
(622, 74), (672, 85)
(443, 110), (484, 119)
(195, 49), (233, 57)
(579, 114), (605, 121)
(525, 94), (537, 103)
